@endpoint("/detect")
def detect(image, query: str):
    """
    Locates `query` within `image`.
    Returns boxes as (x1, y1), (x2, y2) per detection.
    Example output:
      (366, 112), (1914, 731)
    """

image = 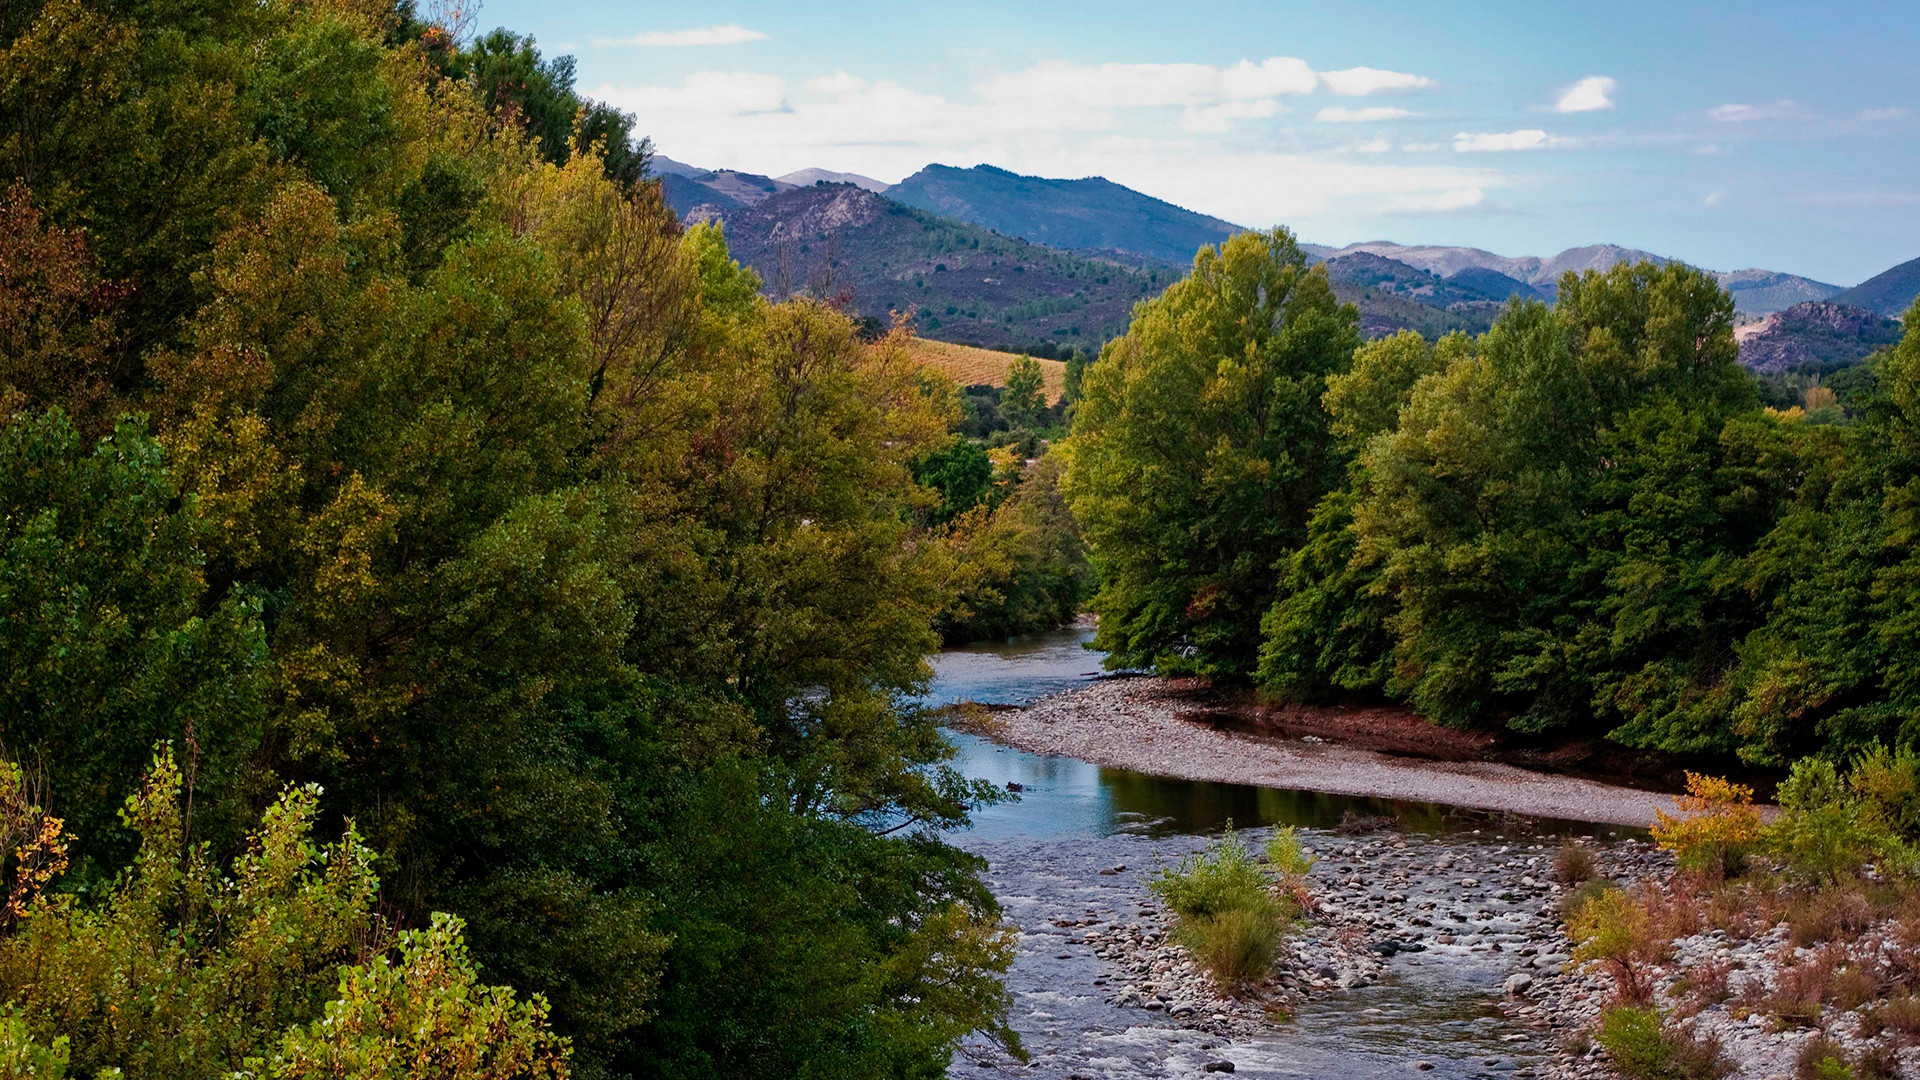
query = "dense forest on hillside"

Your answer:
(1066, 229), (1920, 767)
(0, 0), (1076, 1075)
